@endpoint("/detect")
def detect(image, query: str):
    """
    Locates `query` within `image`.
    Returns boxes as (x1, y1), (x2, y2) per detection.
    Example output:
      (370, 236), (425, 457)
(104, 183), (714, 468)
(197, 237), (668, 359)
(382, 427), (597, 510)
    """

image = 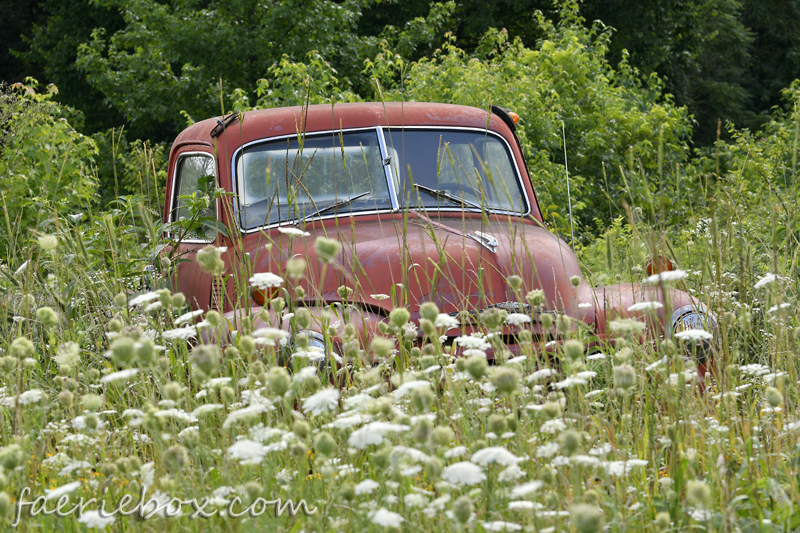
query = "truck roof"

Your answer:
(173, 102), (516, 148)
